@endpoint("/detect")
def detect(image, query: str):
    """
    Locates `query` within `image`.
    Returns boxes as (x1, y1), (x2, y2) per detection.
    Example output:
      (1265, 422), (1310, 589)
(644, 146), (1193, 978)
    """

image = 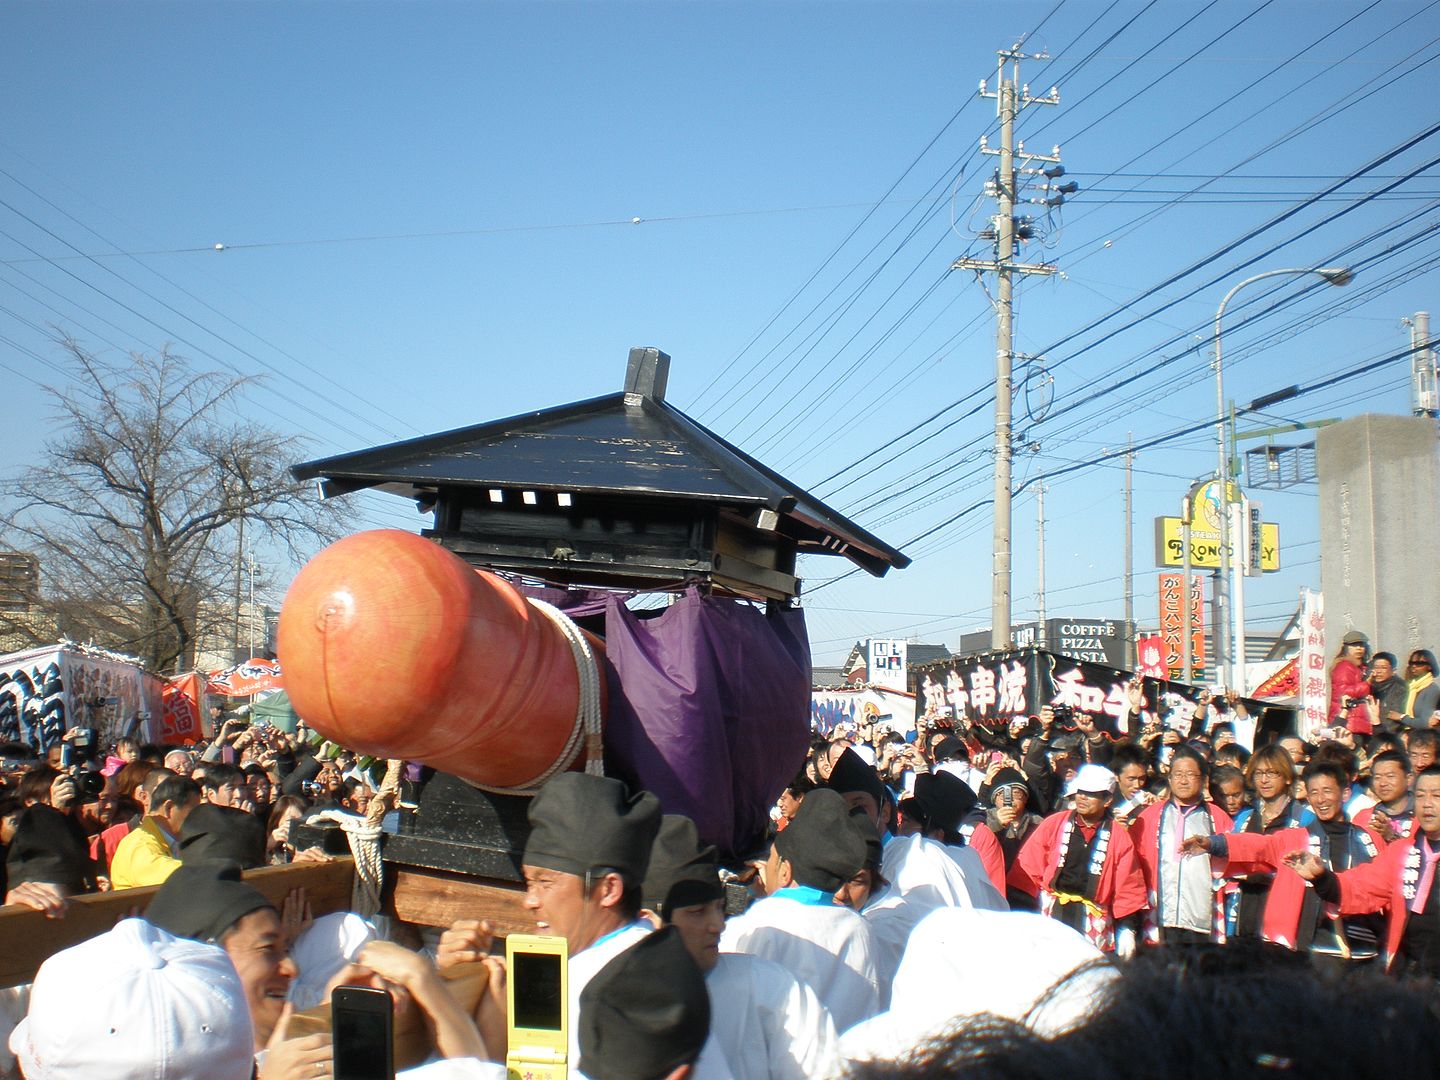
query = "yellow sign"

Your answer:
(1184, 478), (1243, 535)
(1155, 517), (1280, 571)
